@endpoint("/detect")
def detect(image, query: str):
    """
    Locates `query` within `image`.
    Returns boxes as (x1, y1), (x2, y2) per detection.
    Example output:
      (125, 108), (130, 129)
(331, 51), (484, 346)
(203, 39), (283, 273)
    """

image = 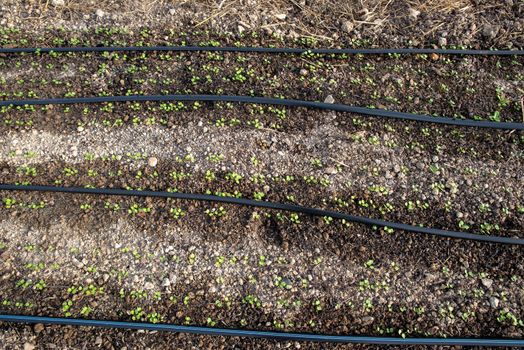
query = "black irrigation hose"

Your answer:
(0, 45), (523, 55)
(1, 315), (524, 346)
(1, 184), (523, 245)
(1, 94), (523, 130)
